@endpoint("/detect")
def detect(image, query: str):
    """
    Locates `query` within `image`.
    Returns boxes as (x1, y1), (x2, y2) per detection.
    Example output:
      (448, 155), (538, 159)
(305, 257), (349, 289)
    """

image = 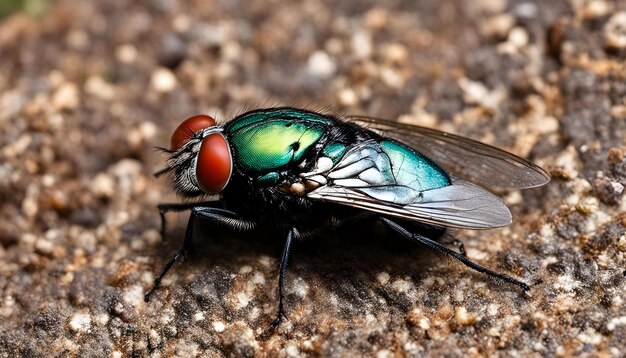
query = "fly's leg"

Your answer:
(268, 228), (295, 332)
(330, 212), (377, 229)
(145, 206), (256, 302)
(157, 201), (223, 241)
(381, 217), (530, 291)
(439, 235), (467, 257)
